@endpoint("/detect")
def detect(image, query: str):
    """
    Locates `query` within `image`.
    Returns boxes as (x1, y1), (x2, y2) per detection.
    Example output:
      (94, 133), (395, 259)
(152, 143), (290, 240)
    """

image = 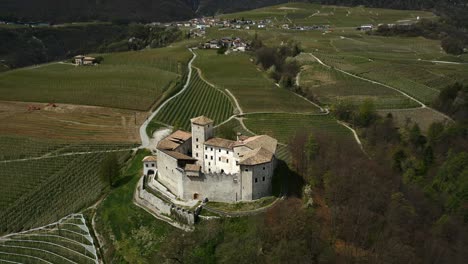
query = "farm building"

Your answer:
(143, 116), (278, 202)
(358, 24), (374, 31)
(74, 55), (96, 66)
